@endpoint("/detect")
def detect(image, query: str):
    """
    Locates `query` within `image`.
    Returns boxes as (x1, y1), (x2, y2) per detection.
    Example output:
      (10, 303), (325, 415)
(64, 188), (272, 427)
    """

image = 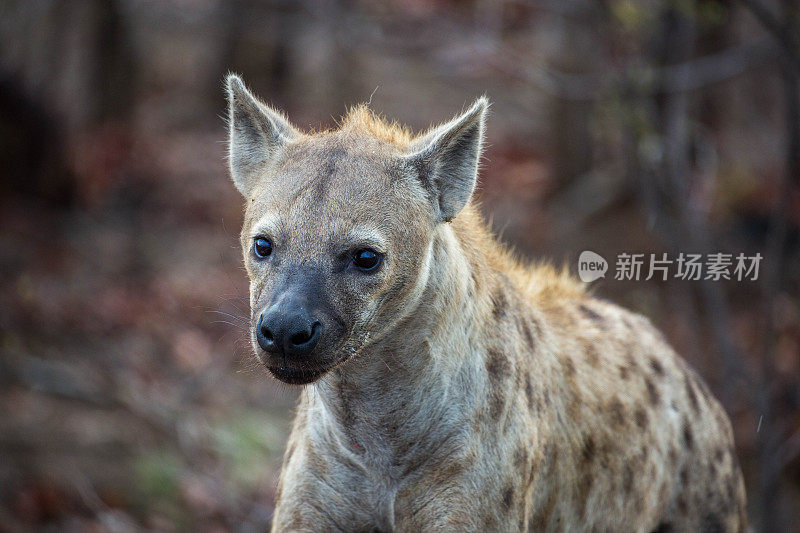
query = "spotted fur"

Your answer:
(225, 75), (746, 532)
